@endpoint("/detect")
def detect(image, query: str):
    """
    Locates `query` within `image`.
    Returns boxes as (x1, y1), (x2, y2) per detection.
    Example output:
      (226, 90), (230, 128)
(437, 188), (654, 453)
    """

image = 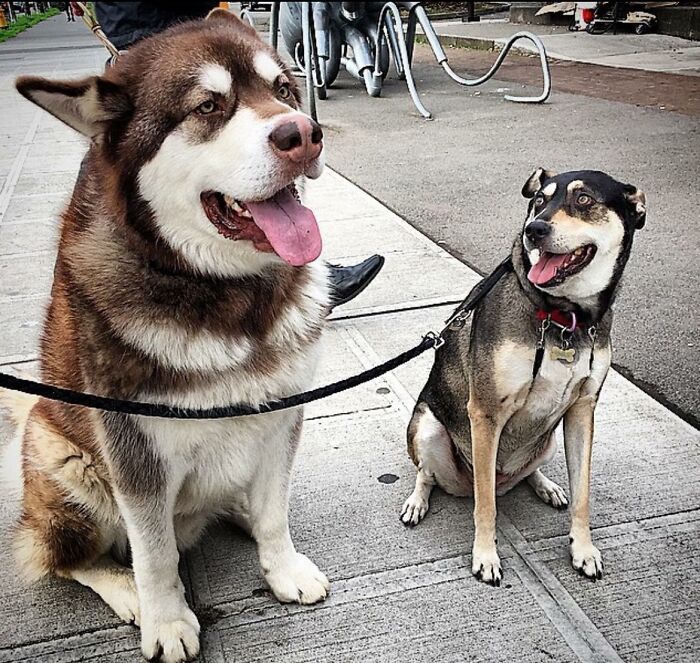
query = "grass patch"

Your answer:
(0, 8), (60, 44)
